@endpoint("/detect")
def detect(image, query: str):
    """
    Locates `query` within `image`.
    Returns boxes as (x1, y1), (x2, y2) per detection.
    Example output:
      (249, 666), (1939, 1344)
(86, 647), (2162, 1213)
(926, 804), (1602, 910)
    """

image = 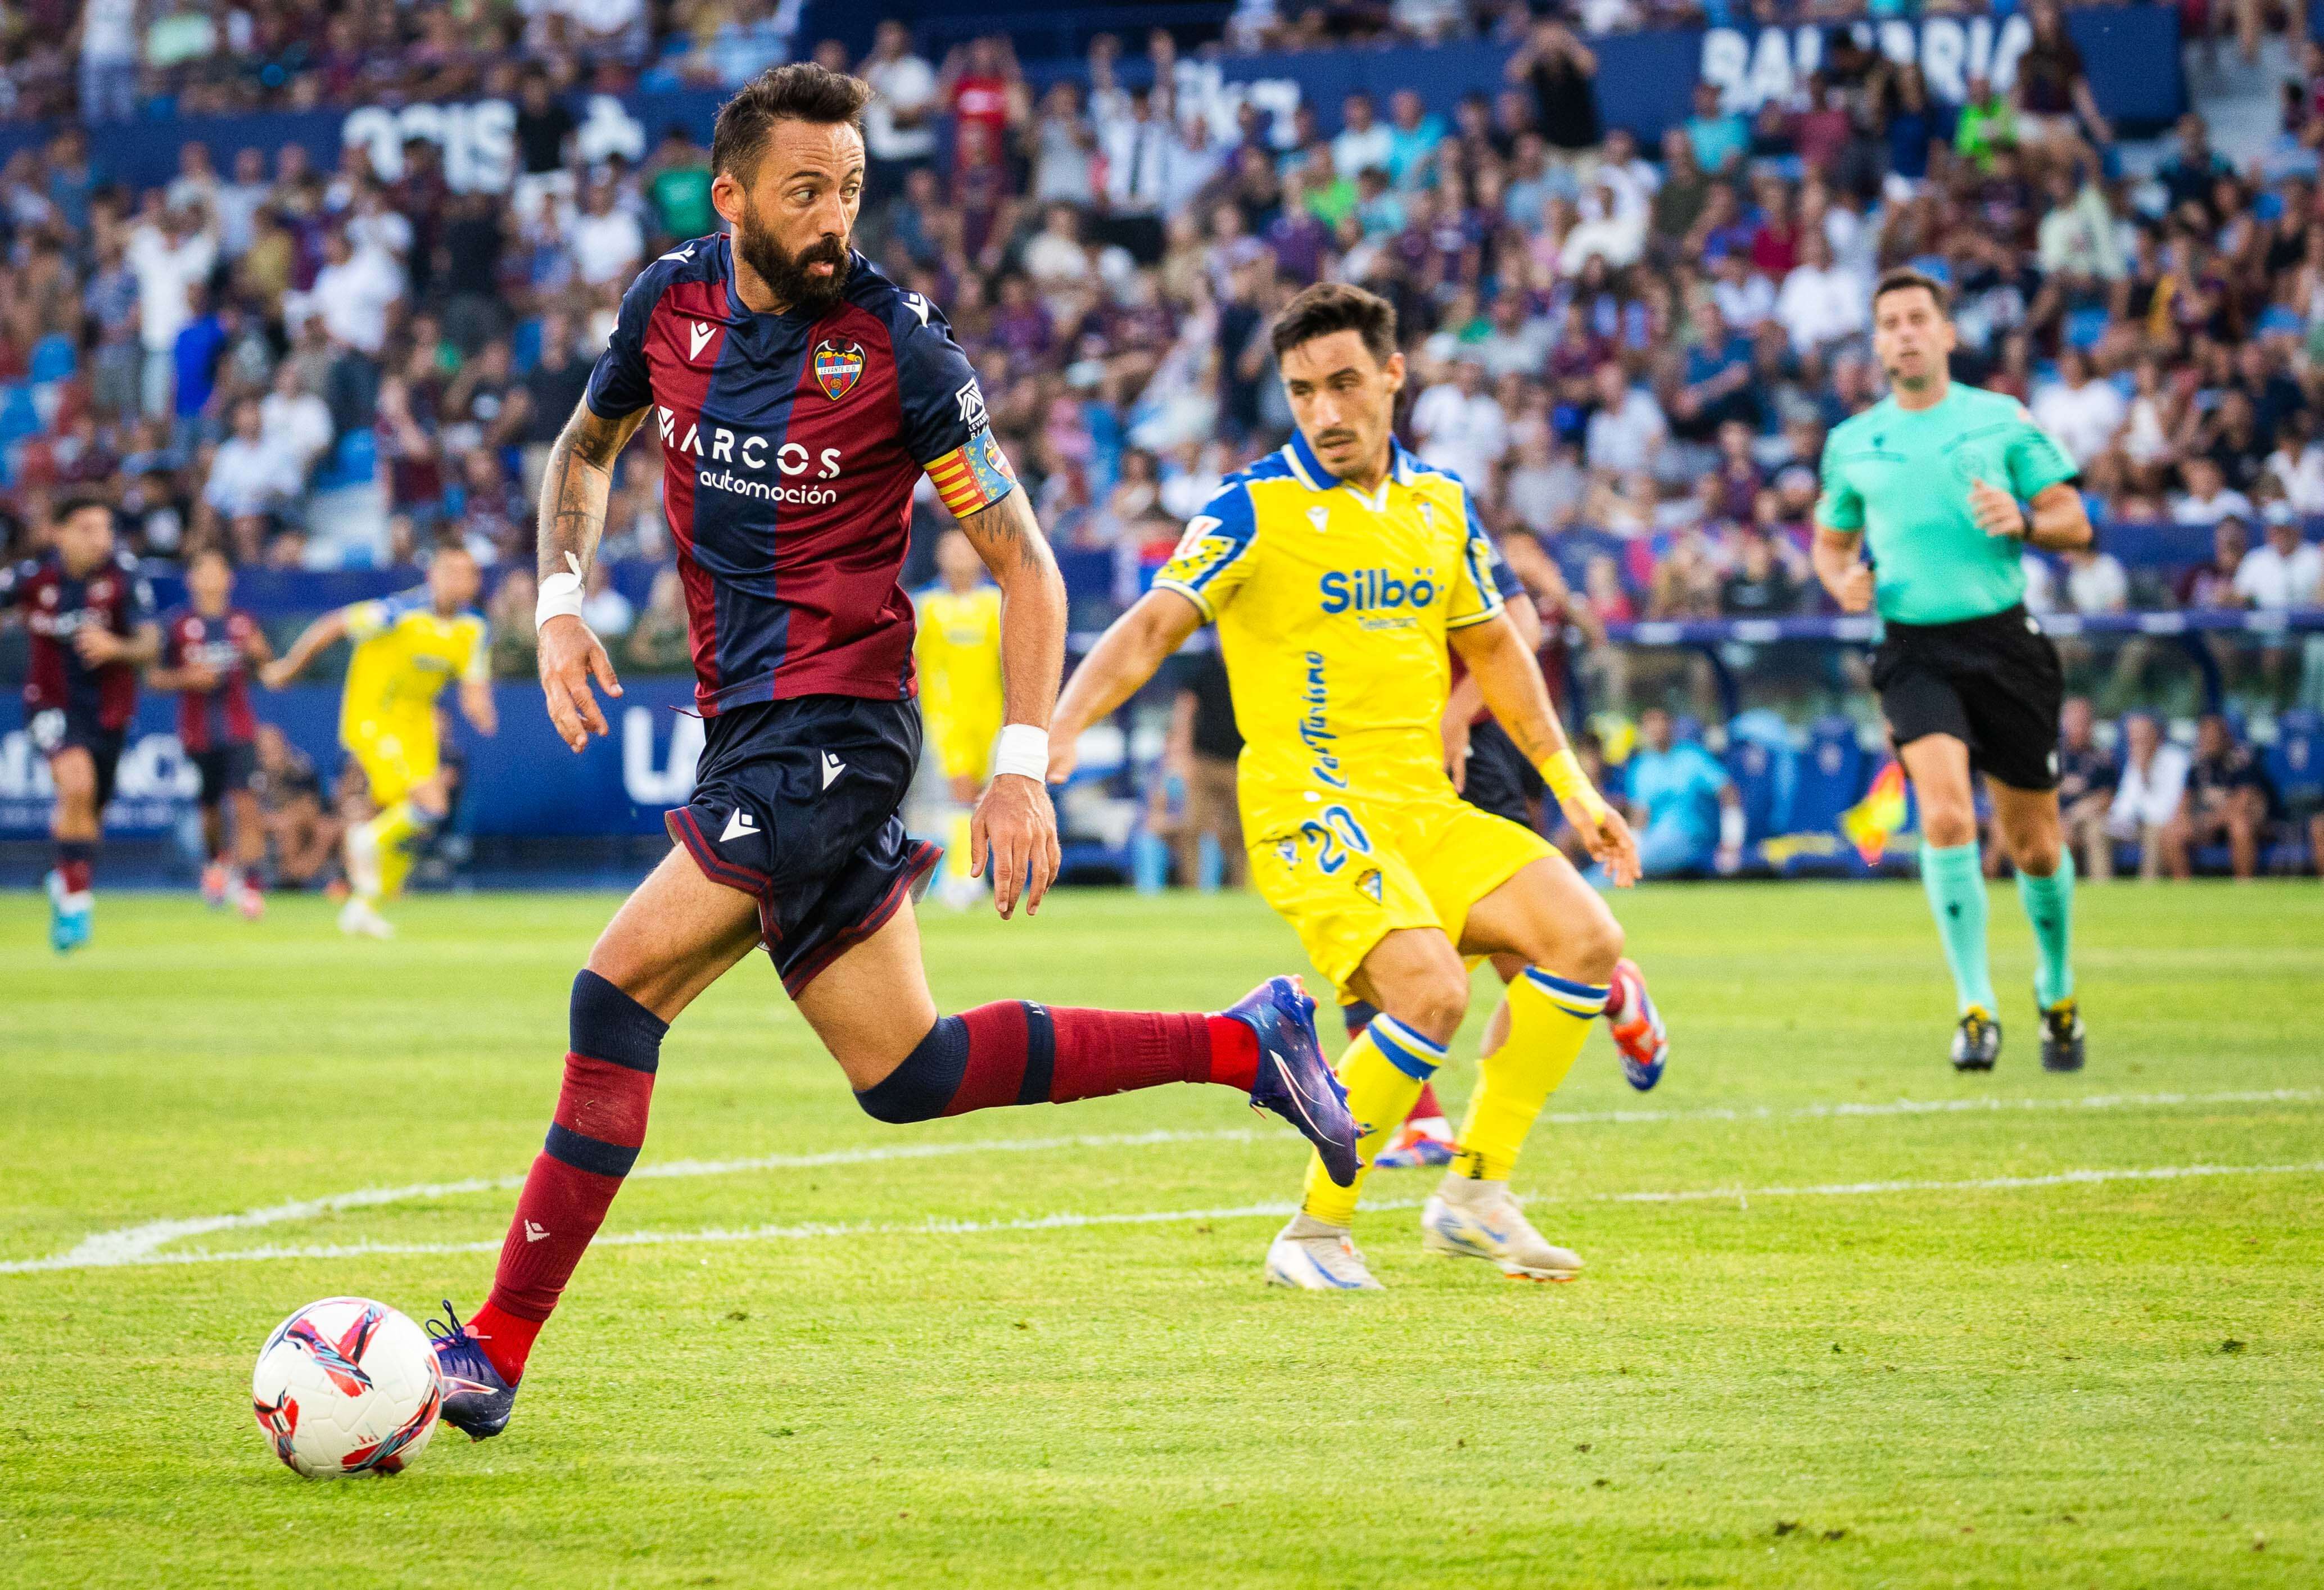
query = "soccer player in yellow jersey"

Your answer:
(264, 546), (498, 938)
(1052, 283), (1642, 1289)
(913, 528), (1005, 908)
